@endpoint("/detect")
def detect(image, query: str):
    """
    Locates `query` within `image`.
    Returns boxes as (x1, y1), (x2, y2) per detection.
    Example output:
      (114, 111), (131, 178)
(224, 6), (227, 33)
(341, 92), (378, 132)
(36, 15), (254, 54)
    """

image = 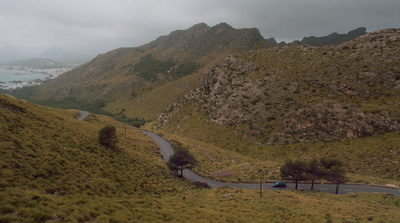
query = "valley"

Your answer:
(1, 94), (399, 222)
(1, 23), (400, 222)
